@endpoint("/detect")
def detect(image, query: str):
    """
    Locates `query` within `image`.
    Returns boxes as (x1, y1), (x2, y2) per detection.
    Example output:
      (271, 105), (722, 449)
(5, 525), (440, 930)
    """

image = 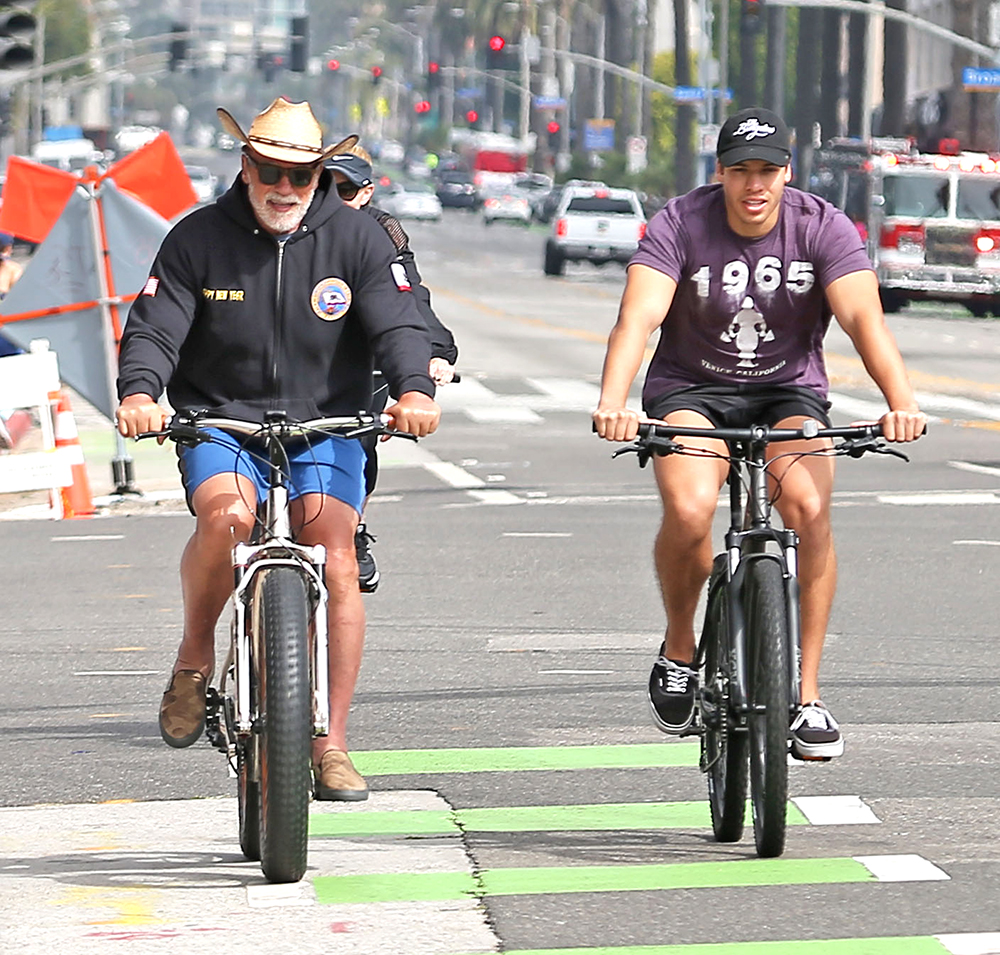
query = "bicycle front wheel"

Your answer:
(254, 566), (313, 883)
(701, 558), (748, 843)
(745, 558), (791, 858)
